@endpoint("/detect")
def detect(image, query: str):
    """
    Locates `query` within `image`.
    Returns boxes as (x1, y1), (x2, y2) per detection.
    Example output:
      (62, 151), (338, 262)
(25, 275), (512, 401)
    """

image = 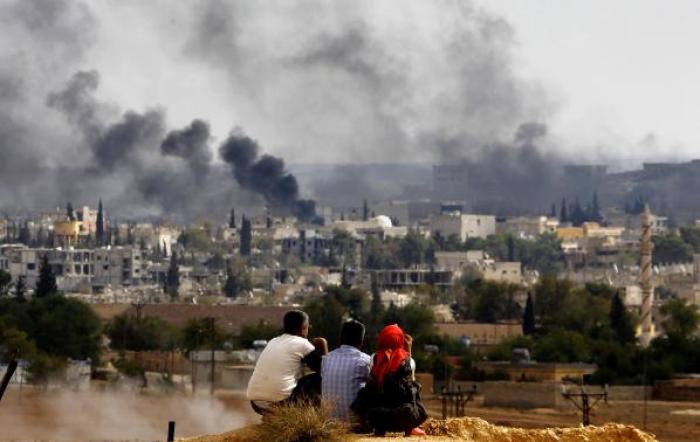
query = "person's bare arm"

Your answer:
(302, 337), (328, 371)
